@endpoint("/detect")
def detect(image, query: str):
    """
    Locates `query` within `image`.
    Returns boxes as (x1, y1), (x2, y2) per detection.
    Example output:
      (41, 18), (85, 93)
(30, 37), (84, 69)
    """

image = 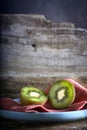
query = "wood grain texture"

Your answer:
(0, 118), (87, 130)
(0, 14), (87, 79)
(0, 14), (87, 95)
(0, 14), (87, 130)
